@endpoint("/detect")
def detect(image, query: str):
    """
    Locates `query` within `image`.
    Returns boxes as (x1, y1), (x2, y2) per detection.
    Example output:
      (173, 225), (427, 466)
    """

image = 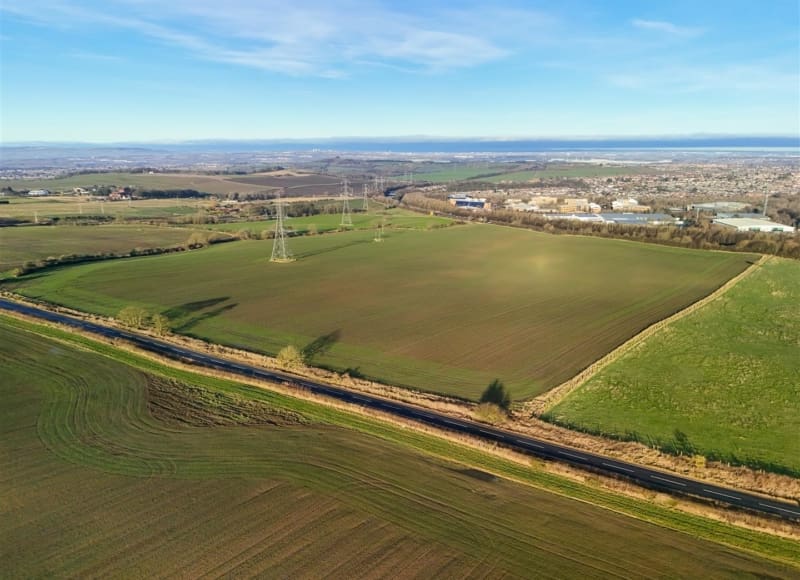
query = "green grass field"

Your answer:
(544, 258), (800, 475)
(0, 224), (206, 272)
(486, 166), (654, 182)
(412, 165), (652, 183)
(0, 196), (212, 221)
(2, 172), (266, 195)
(412, 166), (507, 182)
(2, 318), (797, 577)
(205, 206), (451, 236)
(7, 224), (753, 400)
